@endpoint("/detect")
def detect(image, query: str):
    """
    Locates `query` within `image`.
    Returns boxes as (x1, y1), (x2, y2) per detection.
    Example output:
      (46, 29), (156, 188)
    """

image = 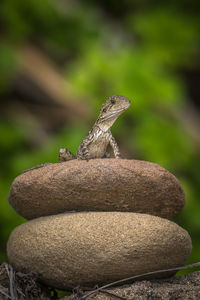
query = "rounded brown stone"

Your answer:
(7, 212), (192, 290)
(8, 159), (185, 219)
